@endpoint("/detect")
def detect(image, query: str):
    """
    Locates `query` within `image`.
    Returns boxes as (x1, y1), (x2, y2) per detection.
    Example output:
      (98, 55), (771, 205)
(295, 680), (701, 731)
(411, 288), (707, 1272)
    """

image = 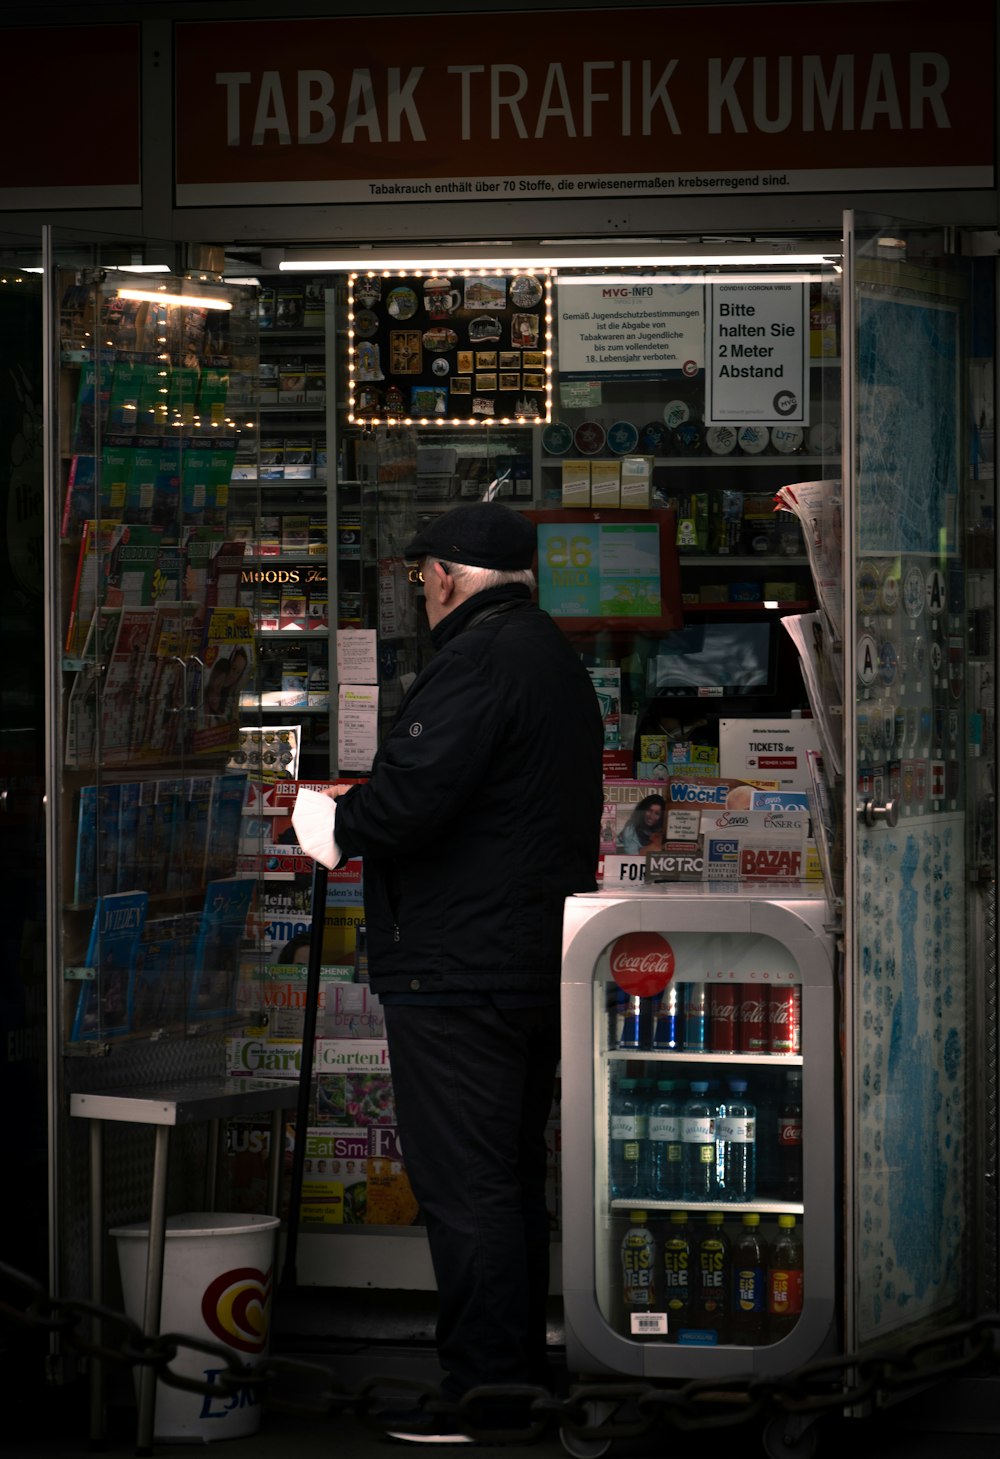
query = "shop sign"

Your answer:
(174, 1), (993, 205)
(705, 280), (810, 424)
(557, 278), (704, 380)
(0, 25), (140, 208)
